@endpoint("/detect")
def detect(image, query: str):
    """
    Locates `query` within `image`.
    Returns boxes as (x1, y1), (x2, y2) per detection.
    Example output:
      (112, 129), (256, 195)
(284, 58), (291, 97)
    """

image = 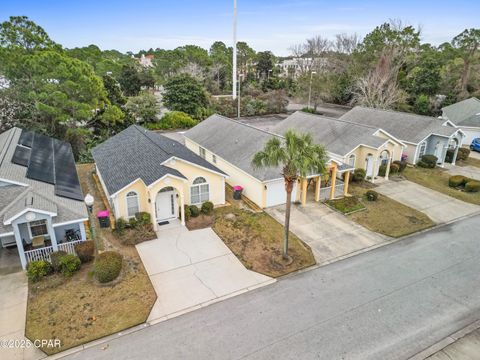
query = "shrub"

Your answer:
(27, 260), (53, 282)
(449, 175), (467, 188)
(184, 205), (191, 221)
(353, 168), (366, 182)
(189, 205), (200, 217)
(128, 217), (138, 229)
(365, 190), (379, 201)
(94, 251), (123, 283)
(201, 201), (214, 215)
(74, 241), (95, 263)
(50, 250), (67, 272)
(457, 147), (470, 161)
(378, 164), (387, 177)
(159, 111), (197, 129)
(58, 254), (81, 277)
(301, 107), (316, 114)
(393, 160), (407, 173)
(465, 180), (480, 193)
(390, 163), (400, 174)
(135, 212), (151, 226)
(116, 217), (127, 233)
(445, 149), (455, 163)
(417, 155), (437, 168)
